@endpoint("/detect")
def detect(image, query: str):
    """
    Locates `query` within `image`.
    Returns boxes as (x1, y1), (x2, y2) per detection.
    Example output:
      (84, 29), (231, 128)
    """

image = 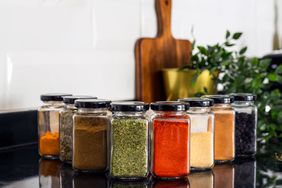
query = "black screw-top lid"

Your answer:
(150, 101), (189, 111)
(63, 95), (97, 104)
(75, 99), (111, 108)
(40, 93), (72, 101)
(203, 95), (234, 104)
(179, 97), (214, 107)
(230, 93), (256, 102)
(111, 102), (149, 112)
